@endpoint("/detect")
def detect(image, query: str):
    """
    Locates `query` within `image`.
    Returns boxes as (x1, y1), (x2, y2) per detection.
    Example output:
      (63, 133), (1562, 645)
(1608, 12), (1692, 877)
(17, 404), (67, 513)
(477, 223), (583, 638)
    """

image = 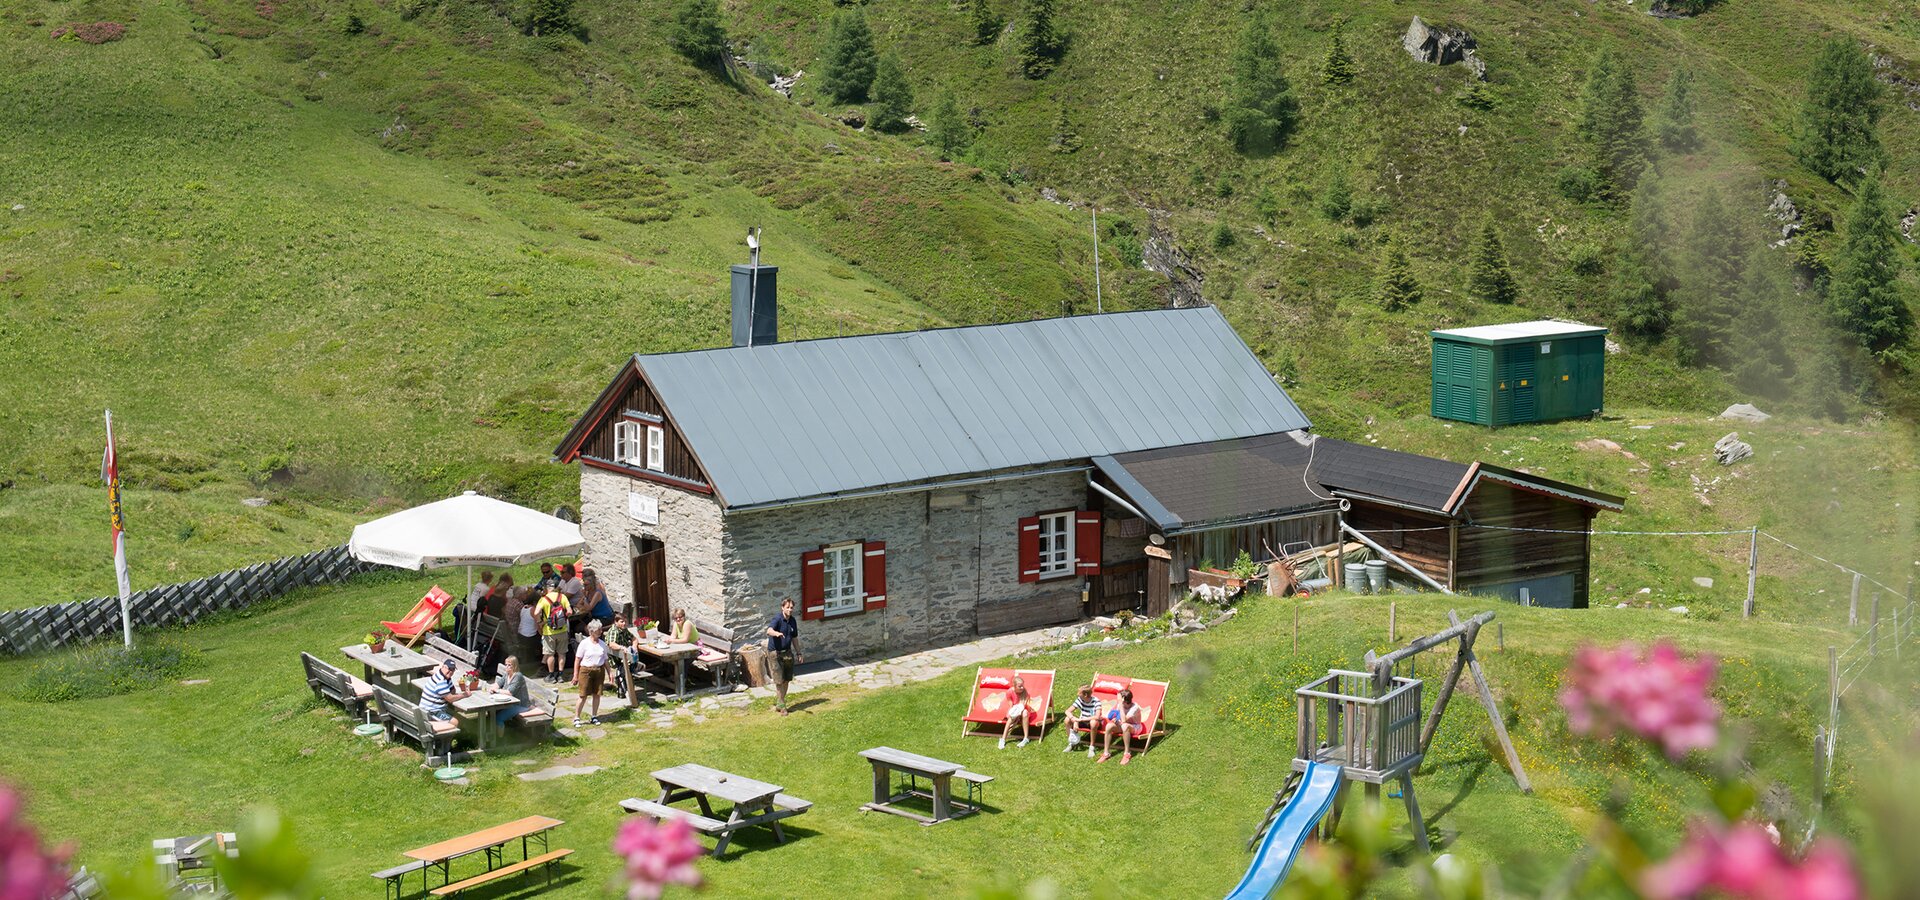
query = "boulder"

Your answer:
(1767, 181), (1802, 247)
(1402, 17), (1485, 79)
(1713, 432), (1753, 466)
(1903, 207), (1916, 245)
(1692, 577), (1714, 589)
(1717, 403), (1771, 423)
(837, 108), (866, 129)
